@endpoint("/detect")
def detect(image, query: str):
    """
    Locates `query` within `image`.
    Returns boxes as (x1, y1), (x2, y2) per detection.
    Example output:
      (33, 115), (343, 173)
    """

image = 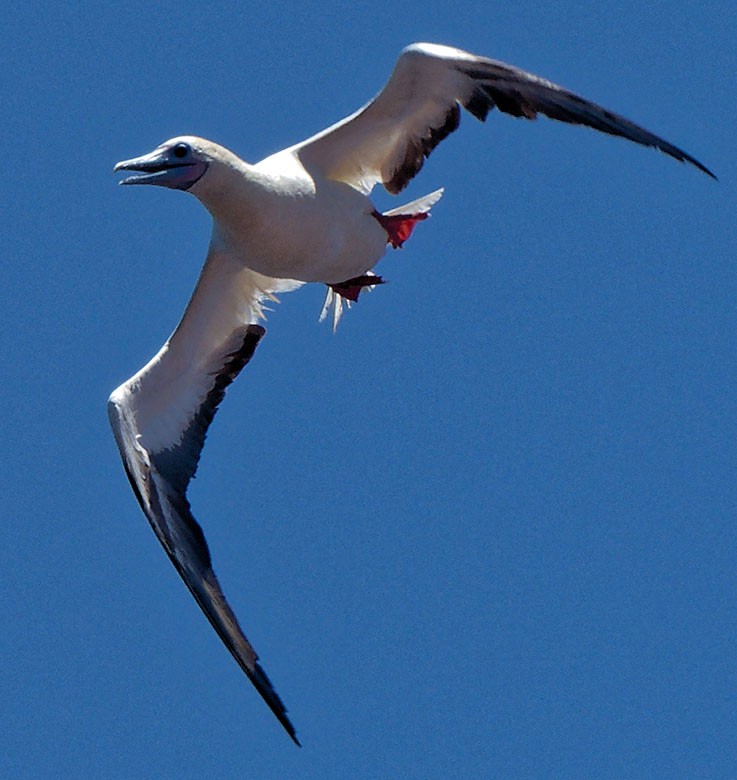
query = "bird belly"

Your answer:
(251, 197), (386, 283)
(224, 163), (389, 283)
